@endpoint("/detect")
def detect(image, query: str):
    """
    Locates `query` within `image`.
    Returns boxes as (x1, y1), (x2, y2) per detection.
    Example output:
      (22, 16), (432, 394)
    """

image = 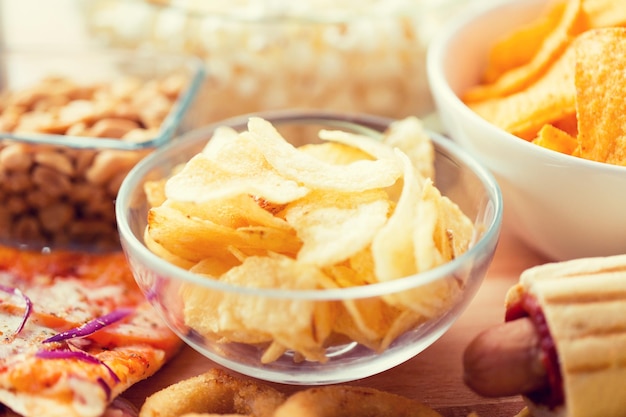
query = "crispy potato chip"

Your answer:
(481, 0), (570, 83)
(283, 189), (391, 267)
(468, 40), (578, 140)
(167, 194), (291, 231)
(317, 128), (395, 161)
(144, 179), (168, 208)
(147, 206), (302, 262)
(371, 150), (422, 281)
(575, 28), (626, 165)
(166, 135), (310, 204)
(245, 117), (402, 191)
(298, 141), (373, 164)
(423, 180), (475, 263)
(464, 0), (586, 102)
(332, 297), (405, 352)
(143, 228), (196, 270)
(182, 254), (334, 361)
(532, 123), (578, 154)
(382, 116), (435, 181)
